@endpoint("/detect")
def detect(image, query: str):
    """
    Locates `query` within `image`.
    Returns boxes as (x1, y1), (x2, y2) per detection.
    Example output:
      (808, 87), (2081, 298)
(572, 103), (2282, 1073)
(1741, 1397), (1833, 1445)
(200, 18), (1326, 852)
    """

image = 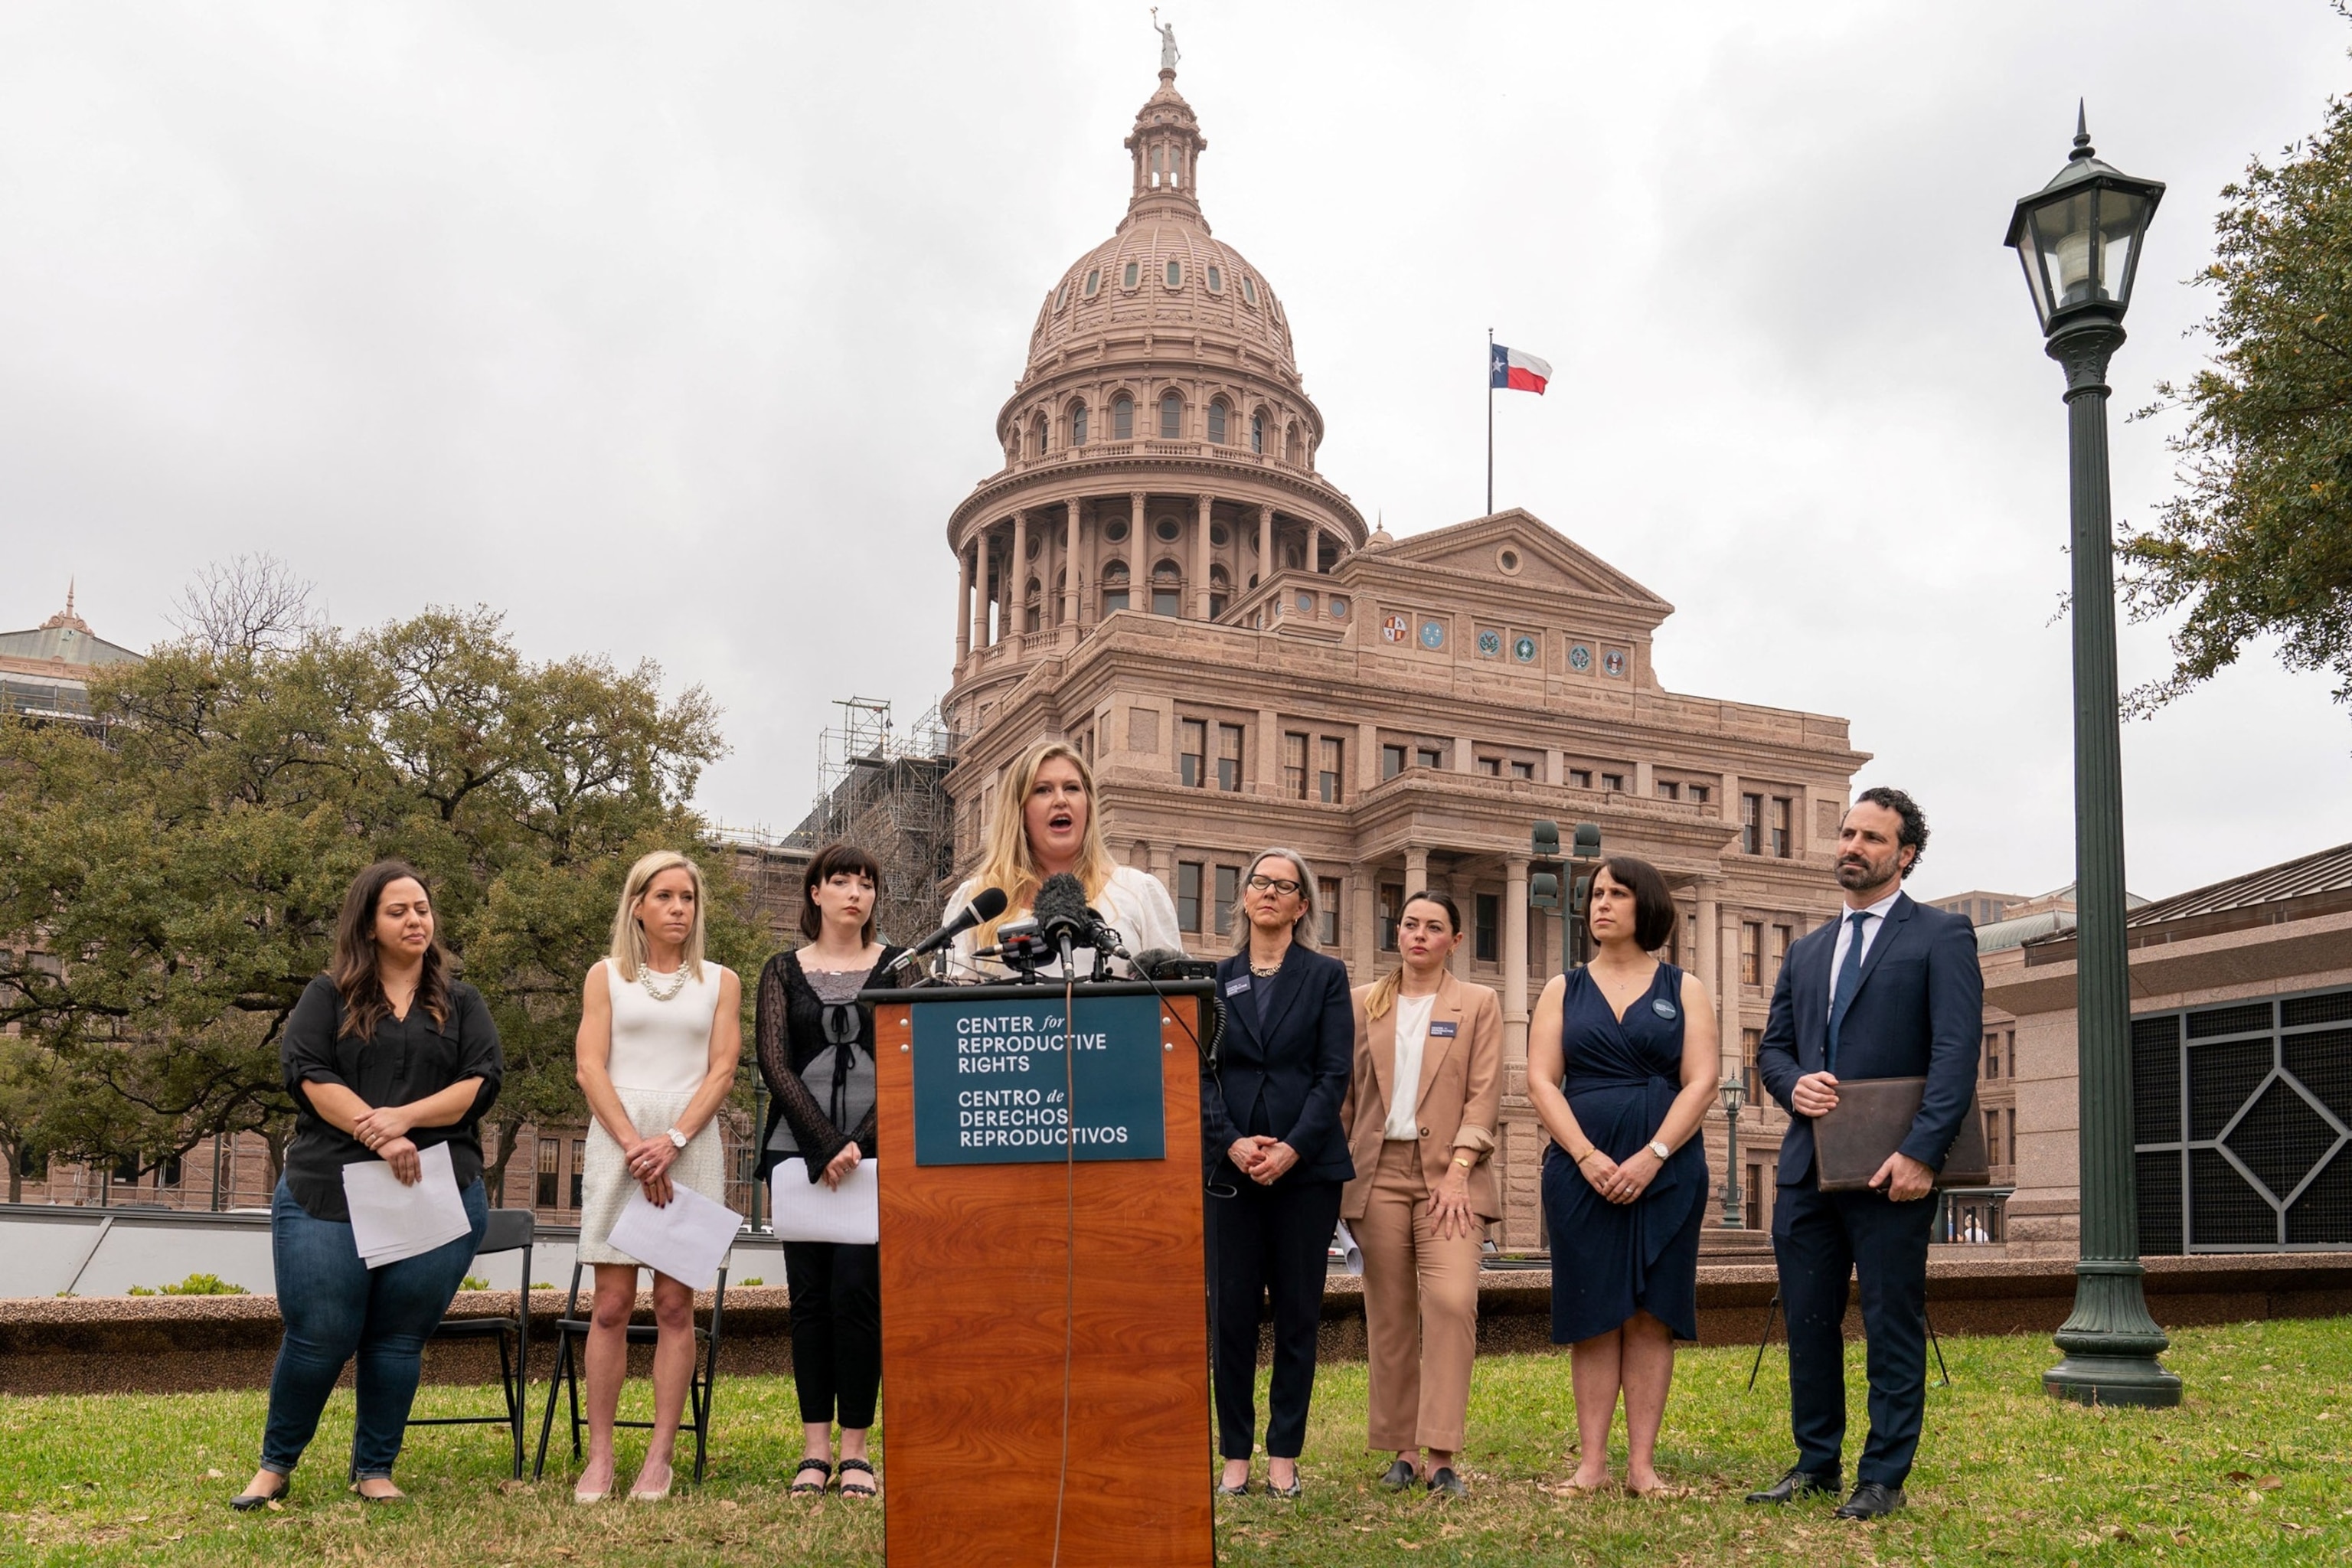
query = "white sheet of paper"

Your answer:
(604, 1181), (743, 1288)
(1332, 1218), (1364, 1276)
(768, 1158), (880, 1246)
(341, 1141), (472, 1269)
